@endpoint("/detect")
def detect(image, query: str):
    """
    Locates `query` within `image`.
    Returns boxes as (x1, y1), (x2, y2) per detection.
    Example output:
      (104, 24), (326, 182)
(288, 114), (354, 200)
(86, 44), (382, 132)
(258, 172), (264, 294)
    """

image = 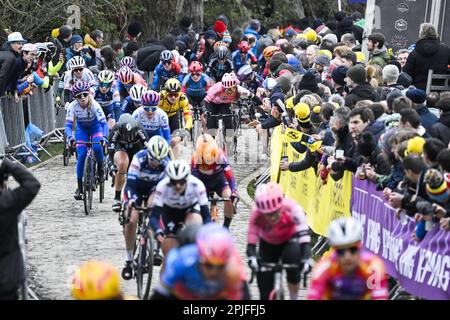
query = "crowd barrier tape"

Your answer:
(269, 126), (352, 236)
(353, 178), (450, 300)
